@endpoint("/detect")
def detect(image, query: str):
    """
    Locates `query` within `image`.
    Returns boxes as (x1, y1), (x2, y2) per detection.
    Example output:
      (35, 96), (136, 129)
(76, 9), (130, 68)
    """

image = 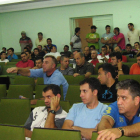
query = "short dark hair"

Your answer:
(24, 47), (28, 50)
(114, 27), (120, 33)
(50, 46), (55, 51)
(89, 45), (95, 50)
(91, 25), (97, 29)
(47, 38), (52, 42)
(38, 45), (42, 49)
(43, 84), (61, 96)
(105, 25), (110, 29)
(102, 45), (107, 50)
(60, 55), (69, 61)
(34, 48), (39, 52)
(44, 55), (57, 68)
(21, 52), (27, 56)
(35, 57), (43, 62)
(80, 77), (101, 92)
(1, 51), (6, 55)
(109, 52), (122, 61)
(128, 23), (134, 27)
(8, 48), (14, 52)
(25, 50), (31, 54)
(126, 44), (132, 48)
(98, 63), (116, 79)
(75, 27), (80, 33)
(2, 47), (6, 51)
(38, 32), (43, 36)
(116, 79), (140, 99)
(64, 45), (69, 49)
(134, 42), (139, 45)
